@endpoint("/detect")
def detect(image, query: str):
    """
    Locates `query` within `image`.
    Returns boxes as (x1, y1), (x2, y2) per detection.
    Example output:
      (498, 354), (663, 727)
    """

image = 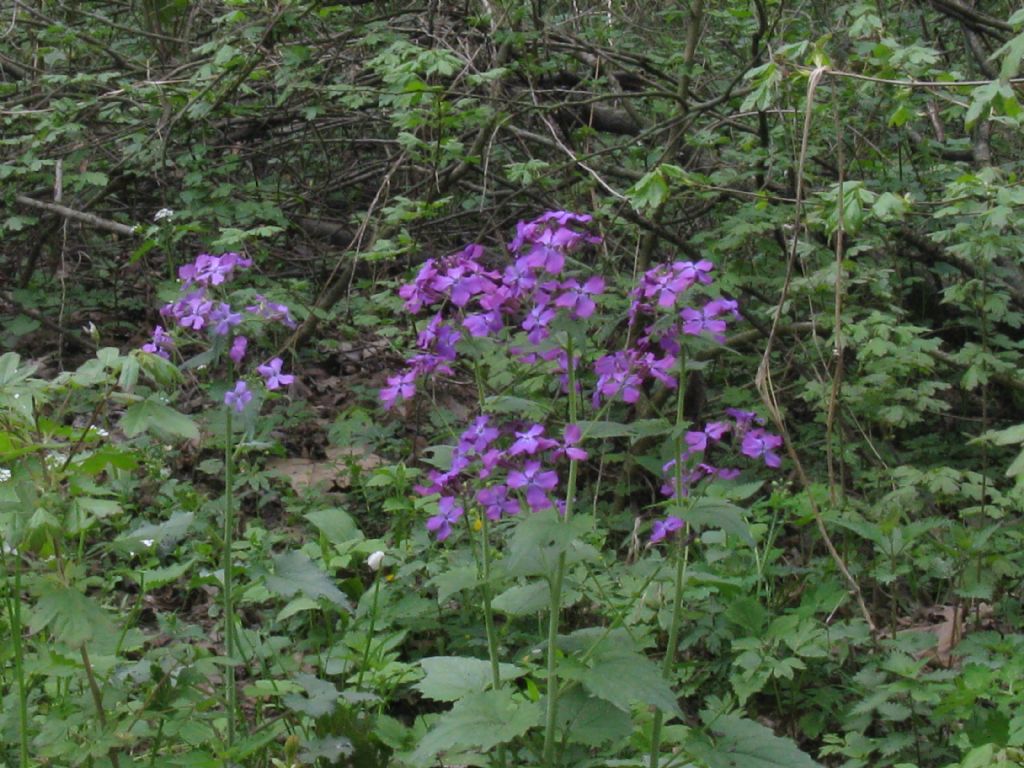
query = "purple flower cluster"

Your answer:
(649, 408), (783, 543)
(419, 416), (586, 541)
(141, 251), (297, 413)
(381, 211), (604, 410)
(592, 260), (740, 407)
